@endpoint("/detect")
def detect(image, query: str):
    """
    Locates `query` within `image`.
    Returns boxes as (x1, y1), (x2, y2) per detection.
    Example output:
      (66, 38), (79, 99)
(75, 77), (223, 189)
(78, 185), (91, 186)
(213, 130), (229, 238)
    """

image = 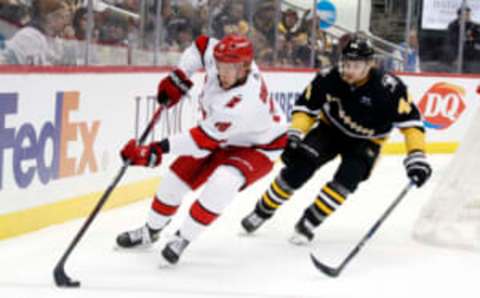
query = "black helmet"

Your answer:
(341, 36), (374, 60)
